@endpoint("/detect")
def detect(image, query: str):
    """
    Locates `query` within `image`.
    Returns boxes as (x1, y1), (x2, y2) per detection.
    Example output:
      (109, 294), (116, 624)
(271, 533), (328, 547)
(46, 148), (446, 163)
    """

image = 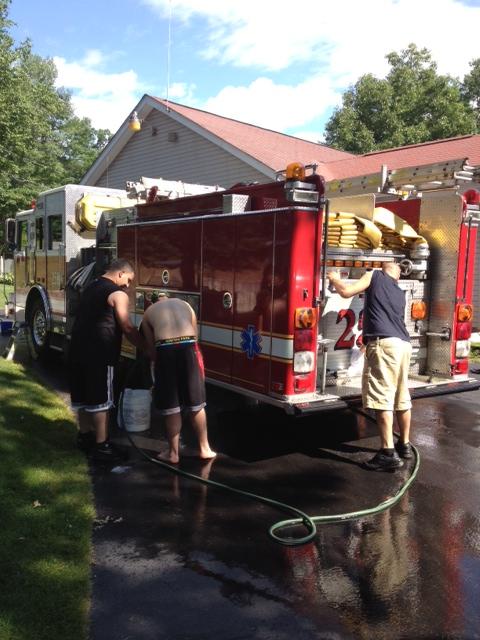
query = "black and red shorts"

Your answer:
(69, 360), (115, 413)
(153, 340), (206, 415)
